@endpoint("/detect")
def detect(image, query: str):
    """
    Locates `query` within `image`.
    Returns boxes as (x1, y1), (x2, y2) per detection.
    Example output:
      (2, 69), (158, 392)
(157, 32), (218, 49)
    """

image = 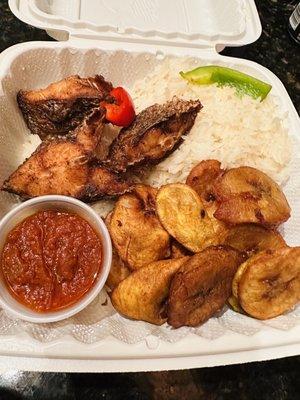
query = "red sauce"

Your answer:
(0, 210), (102, 312)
